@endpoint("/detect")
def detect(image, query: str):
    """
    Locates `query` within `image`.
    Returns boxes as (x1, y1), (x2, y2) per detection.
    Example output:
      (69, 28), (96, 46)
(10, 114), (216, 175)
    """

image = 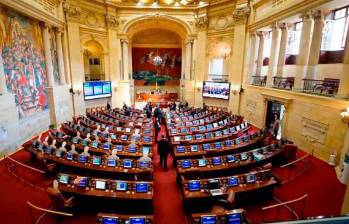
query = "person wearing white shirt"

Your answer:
(108, 148), (120, 160)
(68, 144), (78, 155)
(138, 152), (152, 163)
(59, 142), (68, 153)
(81, 146), (90, 157)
